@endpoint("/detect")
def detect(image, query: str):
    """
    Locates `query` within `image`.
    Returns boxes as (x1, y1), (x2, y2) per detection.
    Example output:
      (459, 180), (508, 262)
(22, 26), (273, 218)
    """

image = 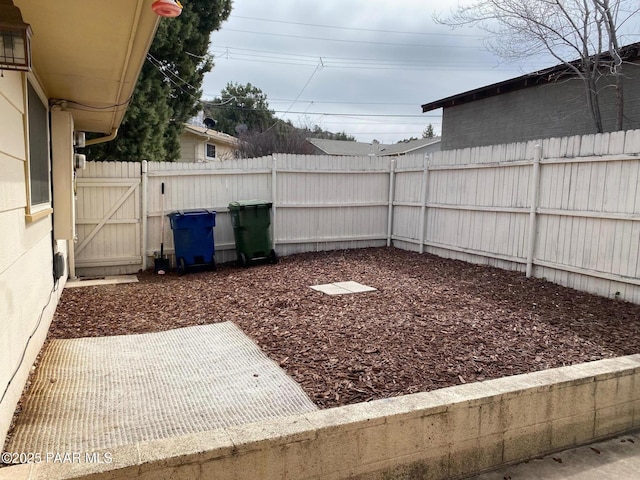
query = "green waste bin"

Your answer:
(228, 200), (278, 267)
